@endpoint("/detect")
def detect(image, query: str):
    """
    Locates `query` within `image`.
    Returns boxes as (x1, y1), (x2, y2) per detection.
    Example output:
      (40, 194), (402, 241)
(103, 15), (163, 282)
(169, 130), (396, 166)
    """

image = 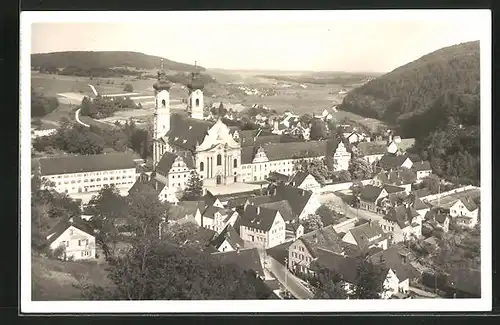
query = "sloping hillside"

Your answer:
(340, 41), (481, 184)
(340, 41), (479, 135)
(31, 51), (205, 72)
